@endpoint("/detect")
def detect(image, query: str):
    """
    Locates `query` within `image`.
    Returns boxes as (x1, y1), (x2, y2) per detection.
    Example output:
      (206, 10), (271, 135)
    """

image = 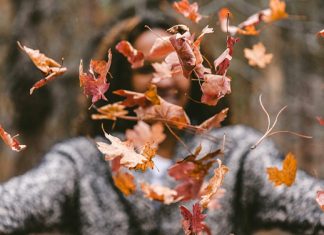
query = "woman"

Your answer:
(0, 13), (323, 235)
